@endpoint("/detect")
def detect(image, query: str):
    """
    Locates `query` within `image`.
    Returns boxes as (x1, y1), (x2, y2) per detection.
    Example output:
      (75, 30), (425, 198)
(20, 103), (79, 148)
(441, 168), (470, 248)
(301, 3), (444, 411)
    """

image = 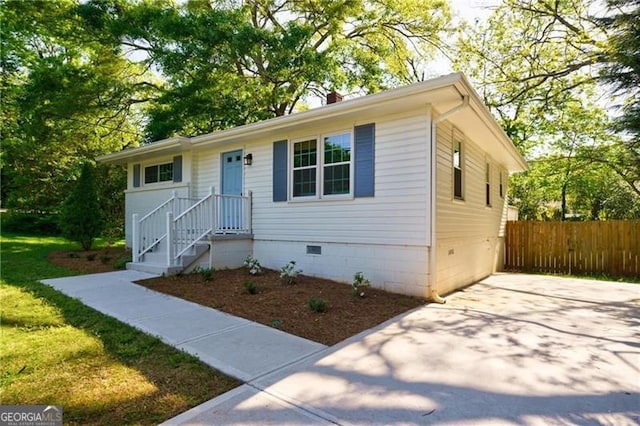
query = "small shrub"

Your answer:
(194, 266), (214, 281)
(280, 261), (302, 285)
(86, 253), (97, 261)
(271, 319), (282, 328)
(243, 256), (262, 275)
(352, 272), (371, 297)
(100, 255), (112, 264)
(308, 297), (328, 313)
(243, 280), (258, 295)
(113, 256), (130, 270)
(67, 252), (79, 259)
